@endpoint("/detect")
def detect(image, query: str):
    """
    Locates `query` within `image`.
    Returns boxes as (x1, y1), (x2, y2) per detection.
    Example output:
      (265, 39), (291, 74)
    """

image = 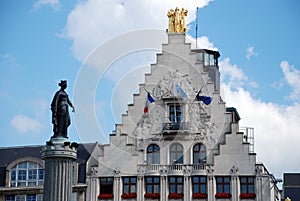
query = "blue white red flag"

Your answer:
(144, 92), (155, 113)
